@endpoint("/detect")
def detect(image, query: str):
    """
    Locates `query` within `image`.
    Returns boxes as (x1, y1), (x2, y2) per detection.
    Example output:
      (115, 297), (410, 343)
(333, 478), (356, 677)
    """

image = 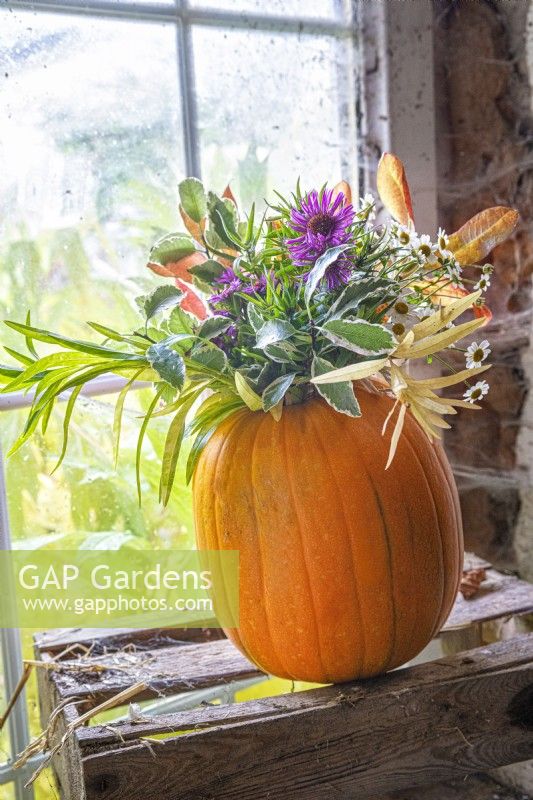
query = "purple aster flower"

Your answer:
(317, 257), (353, 291)
(242, 274), (267, 296)
(208, 268), (242, 305)
(215, 268), (240, 285)
(286, 188), (354, 266)
(212, 325), (237, 354)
